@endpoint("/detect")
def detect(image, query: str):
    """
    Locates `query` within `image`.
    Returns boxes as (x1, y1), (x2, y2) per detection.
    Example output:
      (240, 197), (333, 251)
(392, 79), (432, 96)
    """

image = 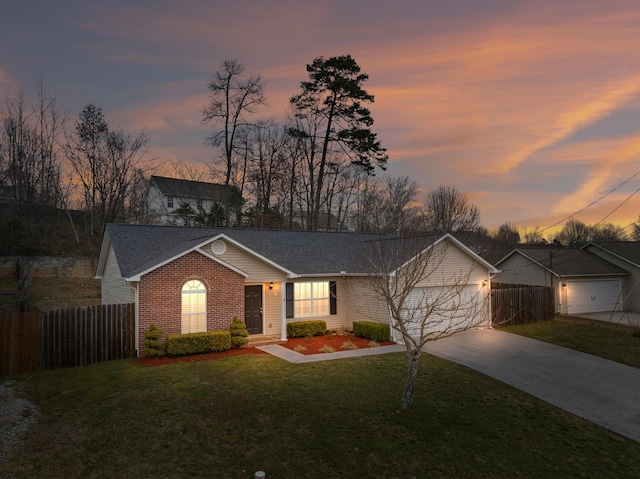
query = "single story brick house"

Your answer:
(494, 247), (629, 315)
(96, 224), (499, 356)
